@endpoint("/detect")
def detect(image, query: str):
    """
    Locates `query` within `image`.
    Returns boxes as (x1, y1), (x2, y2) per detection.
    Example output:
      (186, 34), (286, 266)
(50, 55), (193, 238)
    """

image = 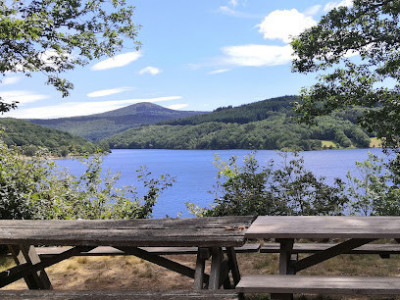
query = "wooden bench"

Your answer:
(260, 242), (400, 258)
(236, 275), (400, 297)
(0, 290), (239, 299)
